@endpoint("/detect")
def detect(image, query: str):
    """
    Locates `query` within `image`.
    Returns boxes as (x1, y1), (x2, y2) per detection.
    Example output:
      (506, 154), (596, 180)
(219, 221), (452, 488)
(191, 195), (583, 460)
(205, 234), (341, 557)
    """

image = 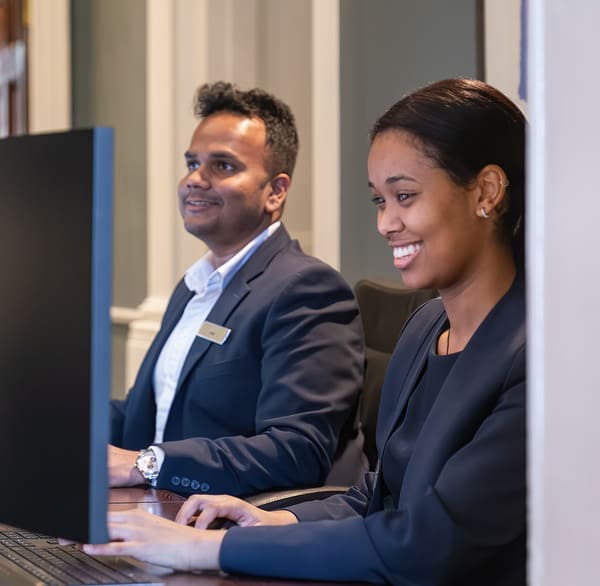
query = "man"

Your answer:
(109, 82), (365, 497)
